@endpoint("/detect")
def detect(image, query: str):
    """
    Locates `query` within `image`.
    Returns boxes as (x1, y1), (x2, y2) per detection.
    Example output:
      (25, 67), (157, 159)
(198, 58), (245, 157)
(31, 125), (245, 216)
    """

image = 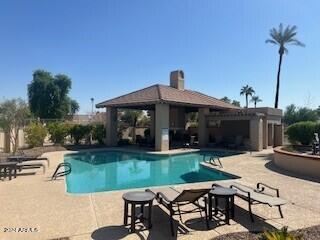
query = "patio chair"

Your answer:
(216, 181), (286, 222)
(146, 187), (210, 236)
(16, 161), (46, 174)
(8, 155), (50, 167)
